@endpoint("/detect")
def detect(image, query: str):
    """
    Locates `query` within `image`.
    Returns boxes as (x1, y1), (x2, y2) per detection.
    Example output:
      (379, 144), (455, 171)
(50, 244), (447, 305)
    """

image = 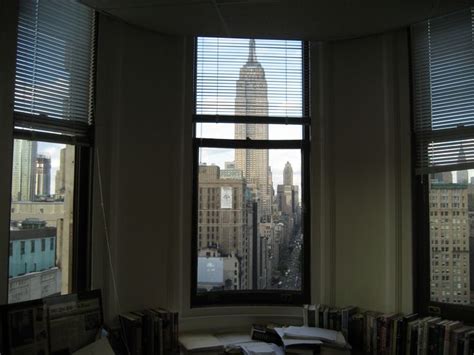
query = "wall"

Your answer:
(91, 15), (413, 330)
(312, 31), (413, 313)
(91, 15), (186, 321)
(0, 0), (18, 304)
